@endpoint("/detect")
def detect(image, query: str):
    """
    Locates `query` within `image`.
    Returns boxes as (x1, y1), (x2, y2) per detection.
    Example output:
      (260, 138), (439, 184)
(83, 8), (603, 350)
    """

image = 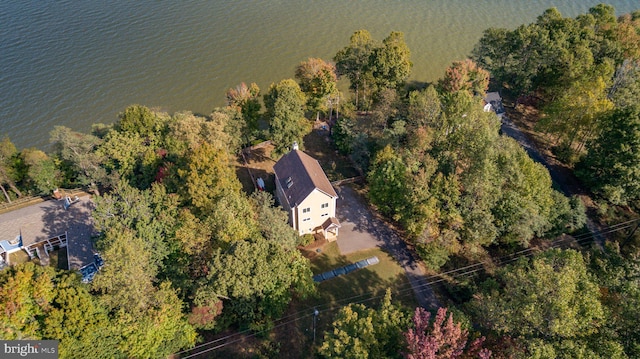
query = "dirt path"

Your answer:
(335, 185), (440, 309)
